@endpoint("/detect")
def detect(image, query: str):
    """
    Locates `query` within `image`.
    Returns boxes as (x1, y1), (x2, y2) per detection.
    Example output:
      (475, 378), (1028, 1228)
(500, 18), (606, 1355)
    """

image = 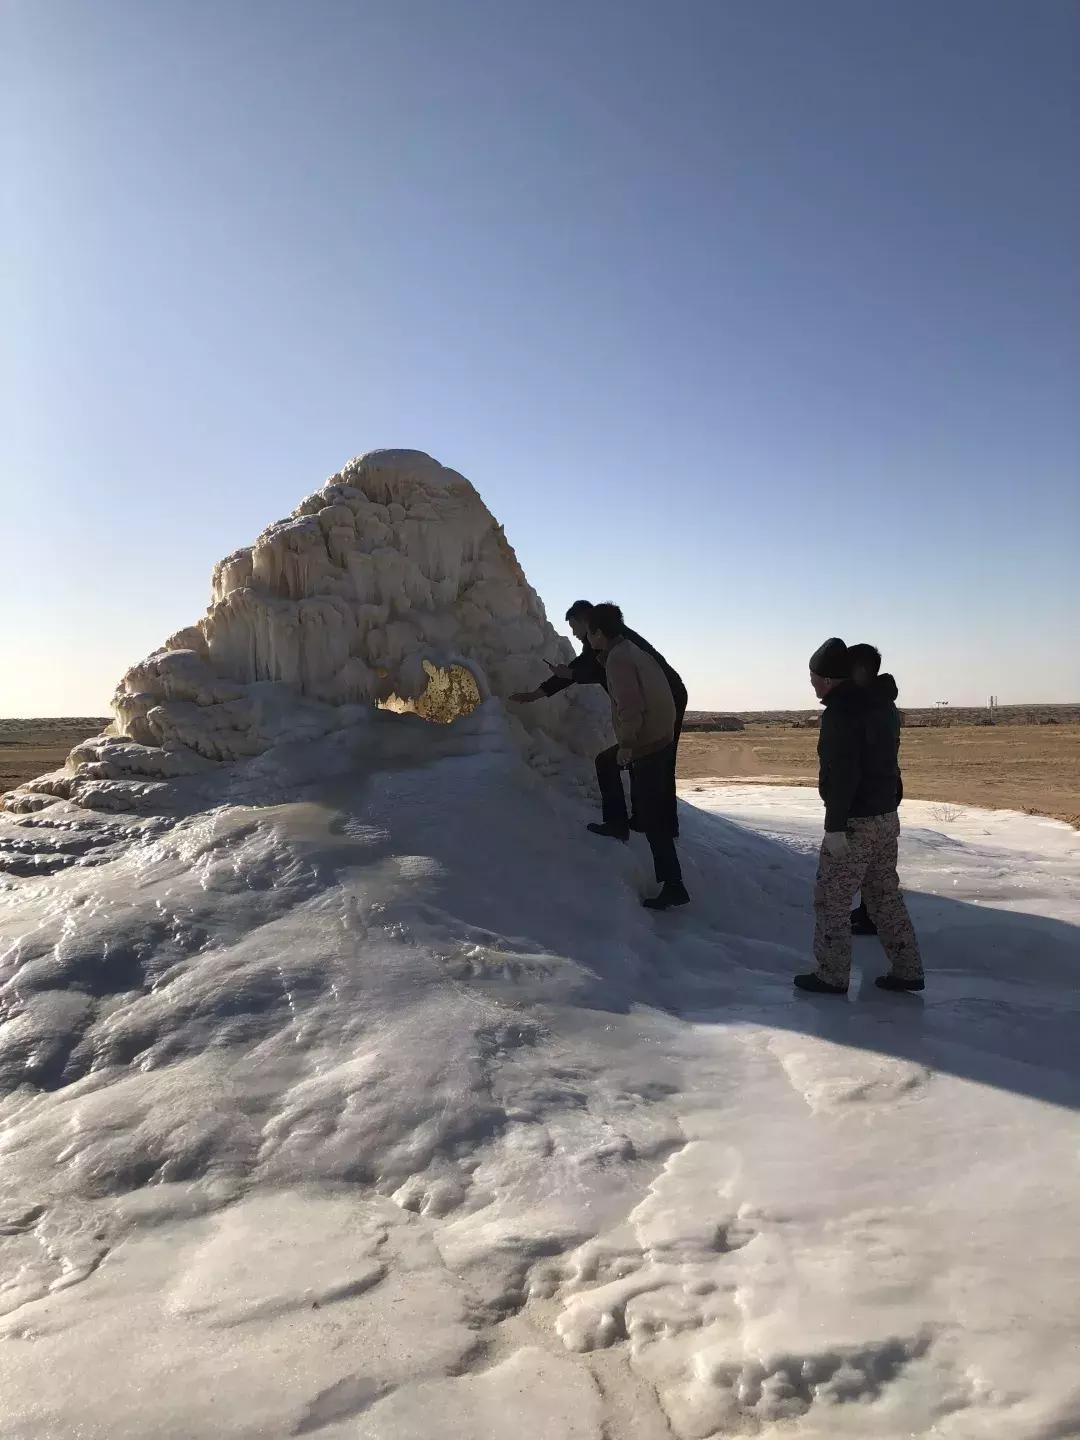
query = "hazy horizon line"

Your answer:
(4, 699), (1079, 722)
